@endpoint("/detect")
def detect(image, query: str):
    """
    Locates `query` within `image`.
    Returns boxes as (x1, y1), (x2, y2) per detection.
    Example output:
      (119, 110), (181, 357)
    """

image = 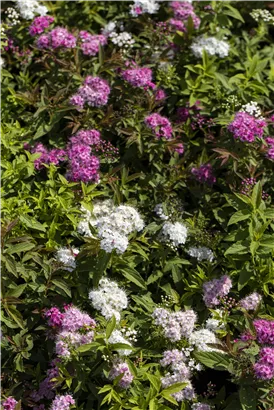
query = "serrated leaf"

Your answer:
(5, 242), (36, 255)
(228, 209), (250, 226)
(52, 279), (71, 297)
(194, 351), (231, 370)
(106, 316), (116, 340)
(121, 267), (146, 289)
(19, 215), (46, 232)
